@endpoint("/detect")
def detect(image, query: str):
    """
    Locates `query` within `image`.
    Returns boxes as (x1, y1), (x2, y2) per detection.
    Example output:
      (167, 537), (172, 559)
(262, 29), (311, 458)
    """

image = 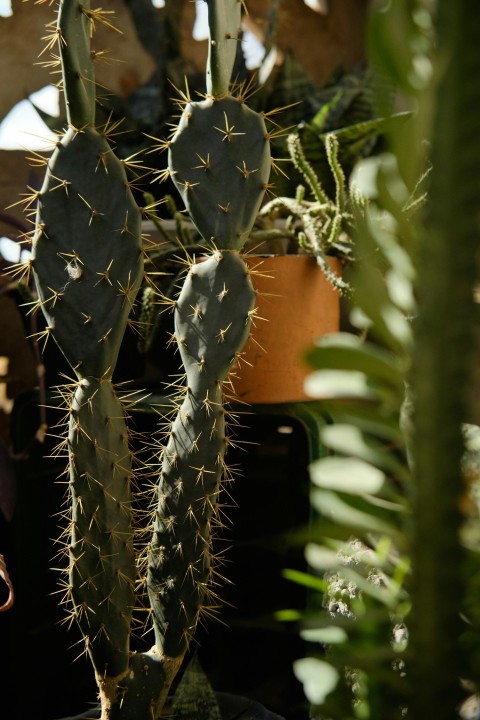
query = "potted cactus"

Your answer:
(24, 1), (287, 719)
